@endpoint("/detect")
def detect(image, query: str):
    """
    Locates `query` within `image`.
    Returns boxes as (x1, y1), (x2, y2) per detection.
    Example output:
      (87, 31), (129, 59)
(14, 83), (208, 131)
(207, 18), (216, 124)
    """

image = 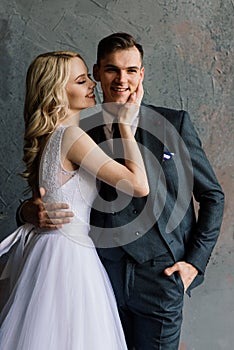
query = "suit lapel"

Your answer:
(137, 106), (165, 215)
